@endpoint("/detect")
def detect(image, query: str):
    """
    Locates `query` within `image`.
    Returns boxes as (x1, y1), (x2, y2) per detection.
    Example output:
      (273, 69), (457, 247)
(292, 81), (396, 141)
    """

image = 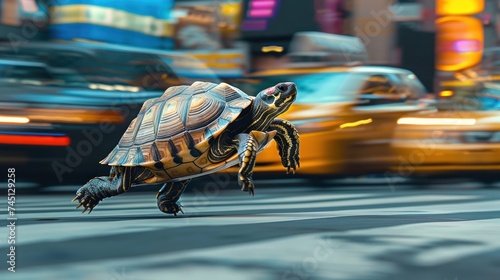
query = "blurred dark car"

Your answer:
(226, 65), (432, 180)
(0, 42), (219, 185)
